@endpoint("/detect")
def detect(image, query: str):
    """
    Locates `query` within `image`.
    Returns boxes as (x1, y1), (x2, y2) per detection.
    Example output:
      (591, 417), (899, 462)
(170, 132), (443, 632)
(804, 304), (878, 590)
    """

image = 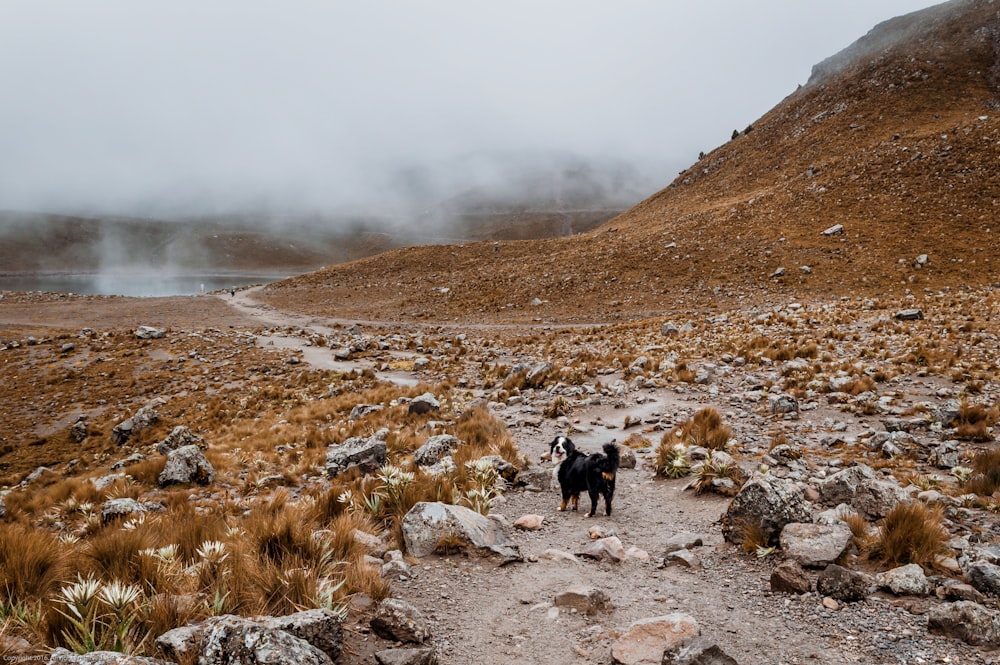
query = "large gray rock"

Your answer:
(722, 475), (812, 547)
(325, 434), (387, 477)
(111, 404), (159, 445)
(817, 464), (908, 519)
(158, 444), (215, 486)
(100, 498), (146, 525)
(768, 394), (799, 415)
(877, 563), (930, 596)
(135, 326), (166, 339)
(779, 522), (852, 568)
(370, 598), (431, 644)
(965, 560), (1000, 597)
(198, 614), (332, 665)
(525, 362), (554, 388)
(413, 435), (461, 467)
(48, 648), (172, 664)
(927, 601), (1000, 647)
(816, 564), (874, 602)
(264, 608), (344, 663)
(611, 614), (700, 665)
(407, 393), (440, 415)
(156, 425), (205, 454)
(402, 502), (521, 563)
